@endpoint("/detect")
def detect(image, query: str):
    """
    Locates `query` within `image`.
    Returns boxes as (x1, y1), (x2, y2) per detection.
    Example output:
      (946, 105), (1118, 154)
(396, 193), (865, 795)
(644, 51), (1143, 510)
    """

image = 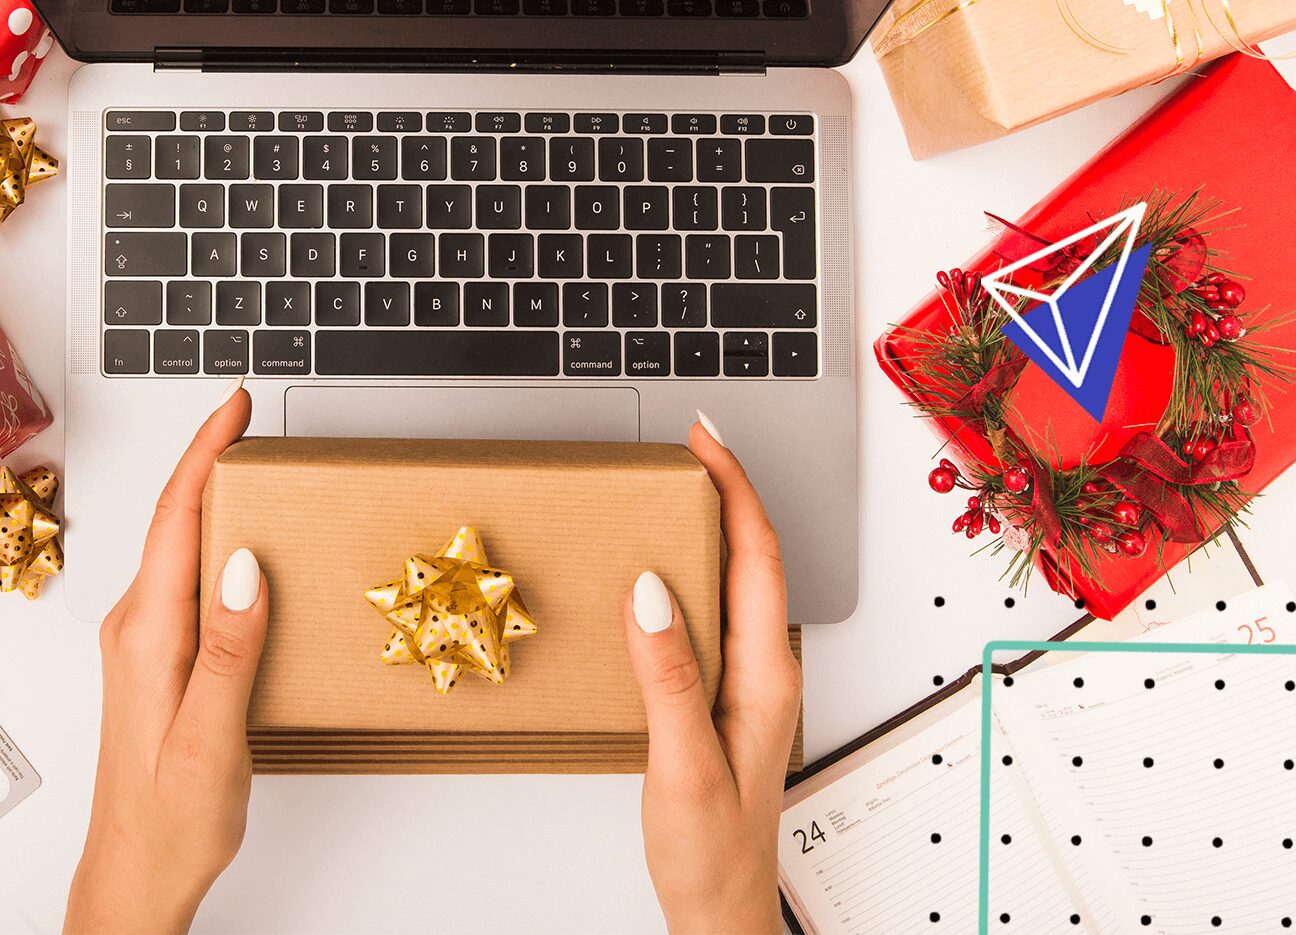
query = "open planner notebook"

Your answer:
(780, 548), (1294, 934)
